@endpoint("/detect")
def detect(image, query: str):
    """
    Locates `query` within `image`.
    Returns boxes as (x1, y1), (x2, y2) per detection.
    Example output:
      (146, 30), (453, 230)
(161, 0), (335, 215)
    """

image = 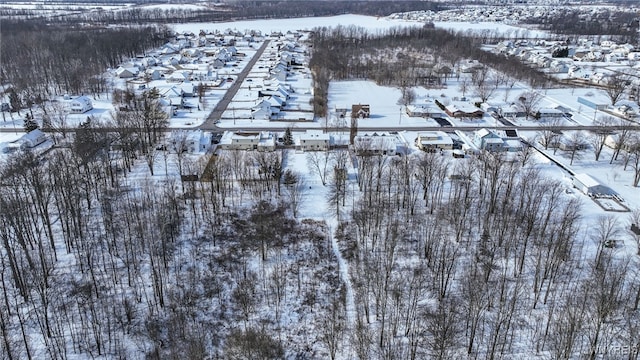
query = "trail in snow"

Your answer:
(328, 222), (357, 327)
